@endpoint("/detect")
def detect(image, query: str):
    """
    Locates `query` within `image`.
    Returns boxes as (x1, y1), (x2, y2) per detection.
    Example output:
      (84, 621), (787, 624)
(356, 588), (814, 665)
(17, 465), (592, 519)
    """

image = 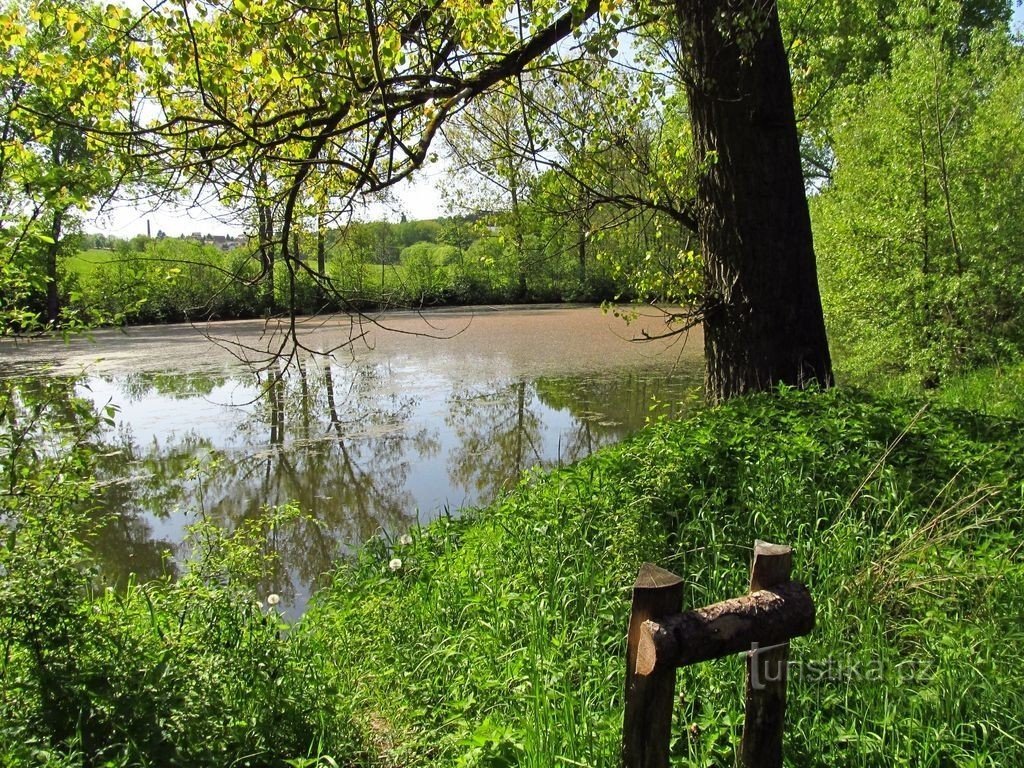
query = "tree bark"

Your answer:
(45, 207), (66, 325)
(635, 580), (813, 674)
(258, 201), (275, 312)
(317, 210), (327, 300)
(675, 0), (834, 403)
(622, 563), (684, 768)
